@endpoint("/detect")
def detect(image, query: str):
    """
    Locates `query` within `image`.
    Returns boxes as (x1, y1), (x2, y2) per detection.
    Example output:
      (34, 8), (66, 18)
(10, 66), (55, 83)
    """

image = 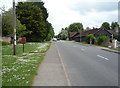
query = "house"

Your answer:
(107, 29), (120, 35)
(69, 32), (78, 41)
(69, 28), (113, 42)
